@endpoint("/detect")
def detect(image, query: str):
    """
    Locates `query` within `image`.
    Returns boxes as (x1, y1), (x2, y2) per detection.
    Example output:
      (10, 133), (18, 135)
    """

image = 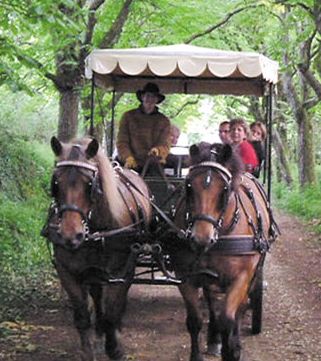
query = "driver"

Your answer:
(116, 82), (171, 173)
